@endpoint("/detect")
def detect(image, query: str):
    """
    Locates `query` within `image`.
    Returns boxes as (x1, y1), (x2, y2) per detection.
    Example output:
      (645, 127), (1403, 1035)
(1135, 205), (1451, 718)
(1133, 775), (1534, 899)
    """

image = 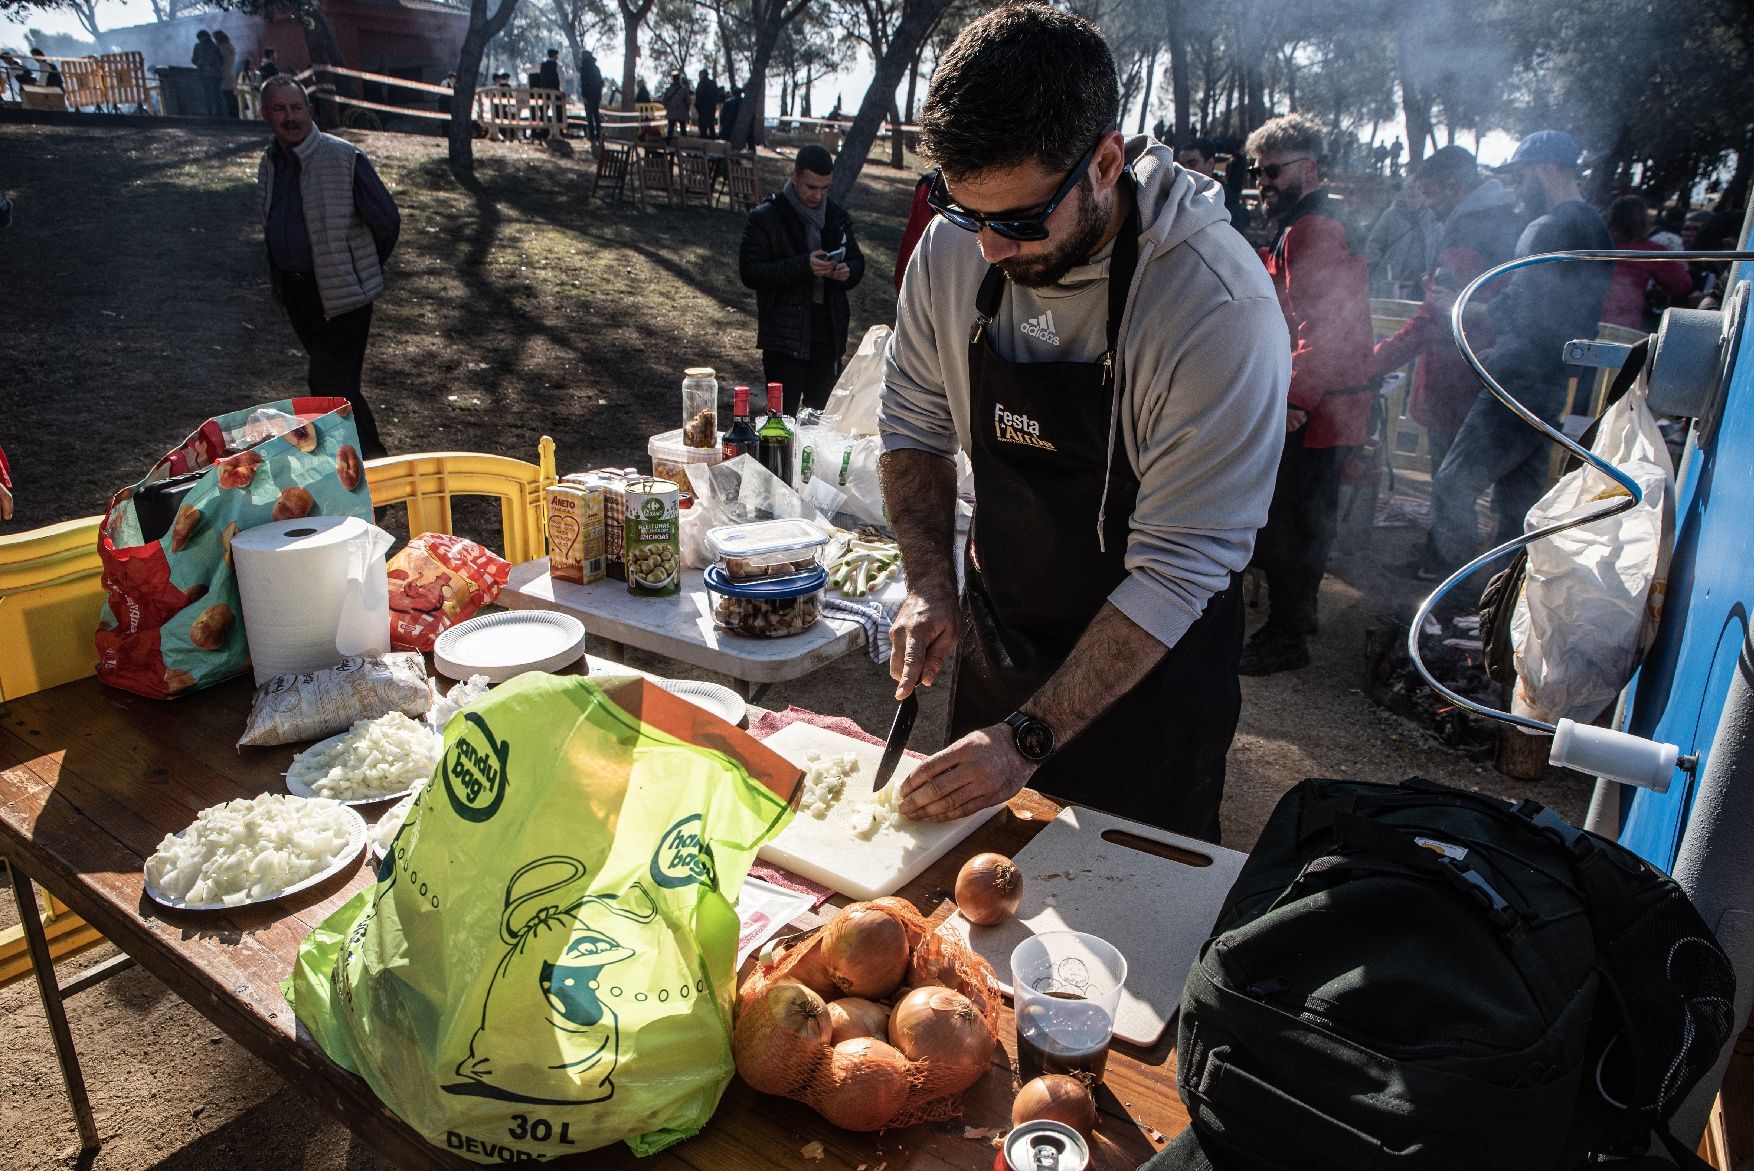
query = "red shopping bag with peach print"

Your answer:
(95, 397), (373, 699)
